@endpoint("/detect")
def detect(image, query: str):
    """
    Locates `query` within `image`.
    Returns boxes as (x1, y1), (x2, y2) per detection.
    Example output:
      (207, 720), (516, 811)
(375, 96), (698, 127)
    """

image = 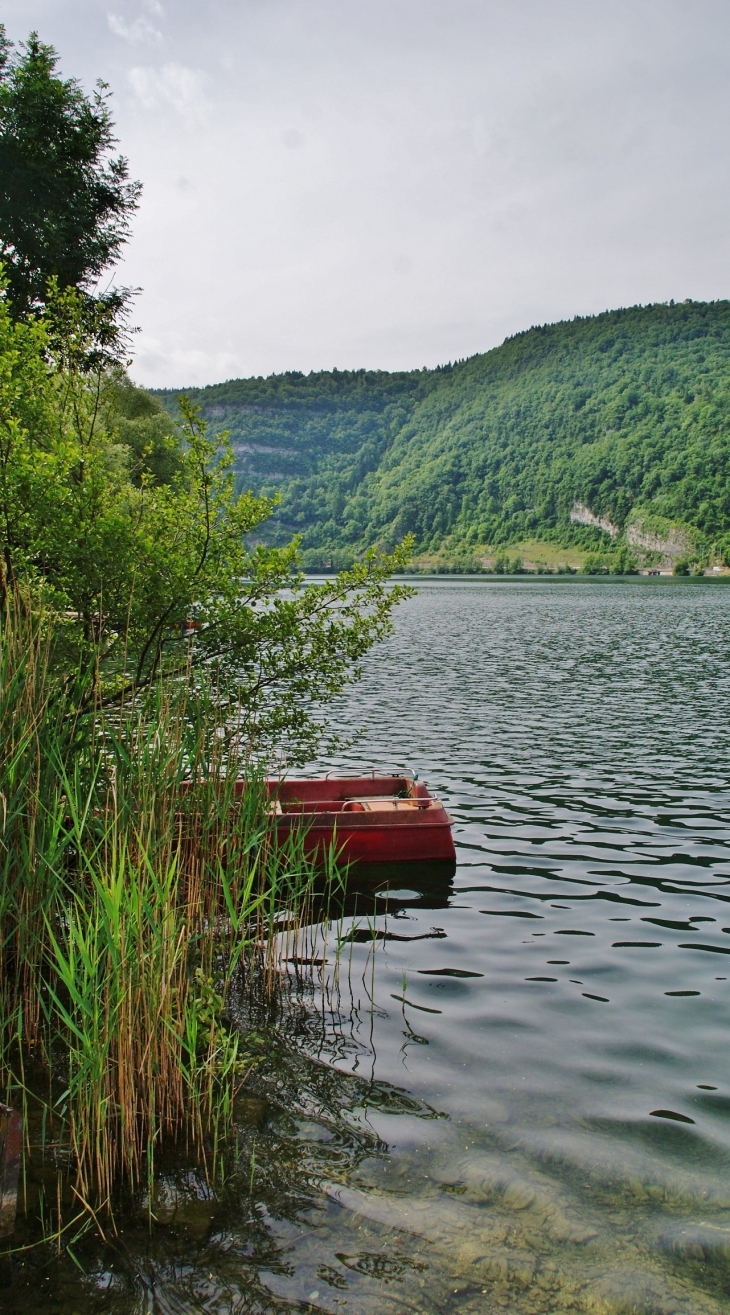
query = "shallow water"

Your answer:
(5, 579), (730, 1314)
